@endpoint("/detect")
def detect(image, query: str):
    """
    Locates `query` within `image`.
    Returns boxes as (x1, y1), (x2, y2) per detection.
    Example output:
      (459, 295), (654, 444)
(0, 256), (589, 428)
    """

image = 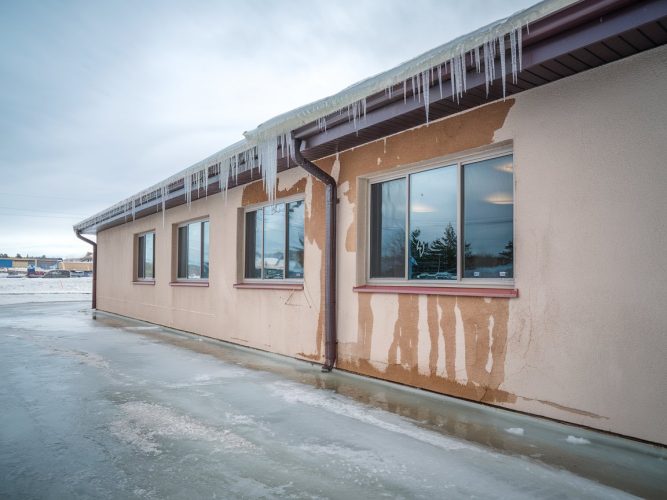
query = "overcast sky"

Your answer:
(0, 0), (535, 258)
